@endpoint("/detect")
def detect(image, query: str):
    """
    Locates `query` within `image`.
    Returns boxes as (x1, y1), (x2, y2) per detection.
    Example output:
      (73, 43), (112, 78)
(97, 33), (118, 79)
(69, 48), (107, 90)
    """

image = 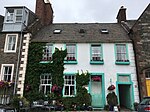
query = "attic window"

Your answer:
(100, 29), (109, 34)
(53, 29), (62, 34)
(79, 29), (85, 33)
